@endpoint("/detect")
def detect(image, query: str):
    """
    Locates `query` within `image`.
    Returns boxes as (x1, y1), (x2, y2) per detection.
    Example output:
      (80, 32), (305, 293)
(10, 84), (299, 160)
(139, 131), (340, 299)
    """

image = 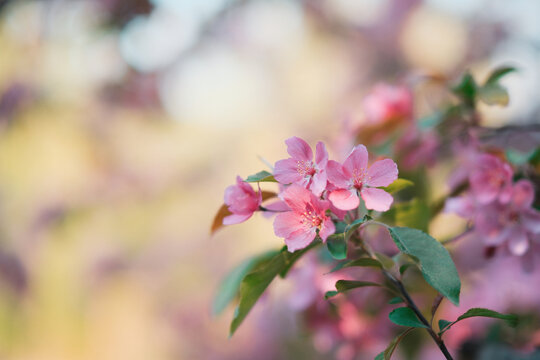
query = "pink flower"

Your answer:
(475, 180), (540, 256)
(469, 154), (513, 204)
(274, 137), (328, 196)
(273, 184), (335, 252)
(326, 145), (398, 212)
(447, 180), (540, 257)
(362, 83), (413, 124)
(223, 176), (261, 225)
